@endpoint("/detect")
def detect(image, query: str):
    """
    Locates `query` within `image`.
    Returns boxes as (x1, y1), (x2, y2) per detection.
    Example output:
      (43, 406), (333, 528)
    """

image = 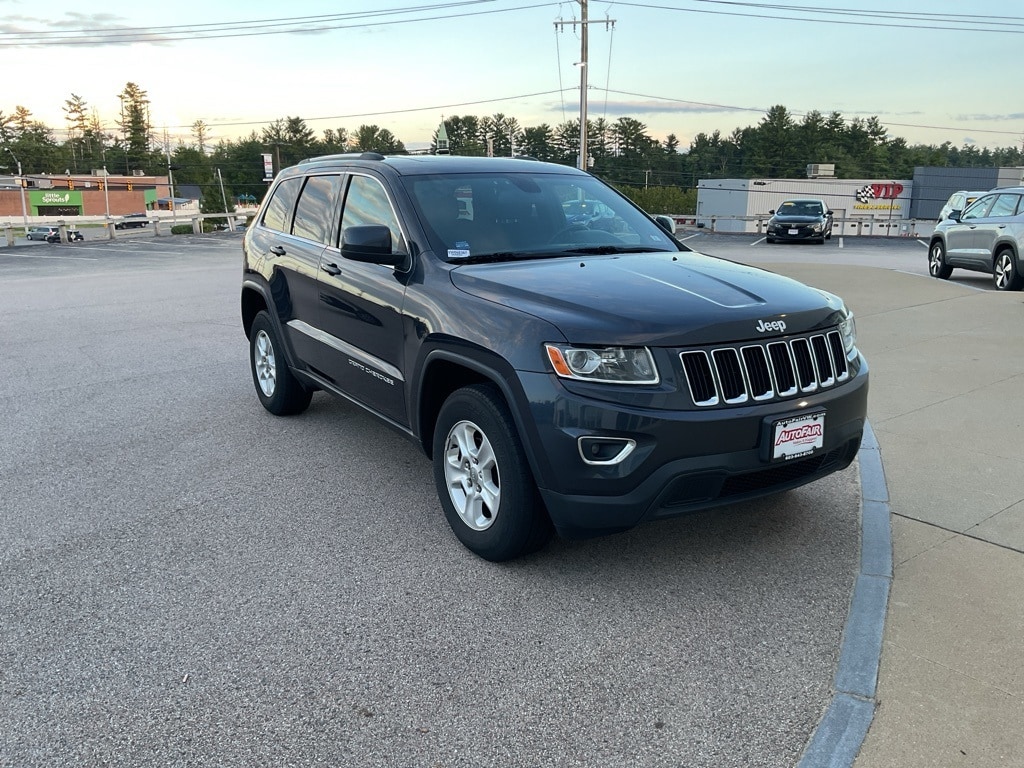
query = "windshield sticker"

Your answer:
(448, 242), (471, 259)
